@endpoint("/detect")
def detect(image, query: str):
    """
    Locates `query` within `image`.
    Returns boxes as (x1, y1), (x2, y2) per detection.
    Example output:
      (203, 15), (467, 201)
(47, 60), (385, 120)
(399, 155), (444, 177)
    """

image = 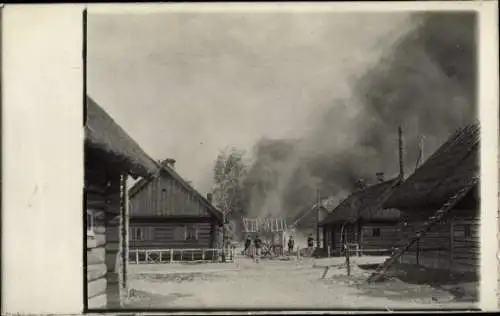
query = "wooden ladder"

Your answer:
(366, 175), (479, 283)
